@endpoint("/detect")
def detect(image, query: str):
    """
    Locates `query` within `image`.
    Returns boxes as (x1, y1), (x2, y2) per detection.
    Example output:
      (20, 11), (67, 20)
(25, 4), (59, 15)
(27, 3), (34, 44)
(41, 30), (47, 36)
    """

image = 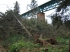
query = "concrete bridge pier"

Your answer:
(37, 12), (45, 23)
